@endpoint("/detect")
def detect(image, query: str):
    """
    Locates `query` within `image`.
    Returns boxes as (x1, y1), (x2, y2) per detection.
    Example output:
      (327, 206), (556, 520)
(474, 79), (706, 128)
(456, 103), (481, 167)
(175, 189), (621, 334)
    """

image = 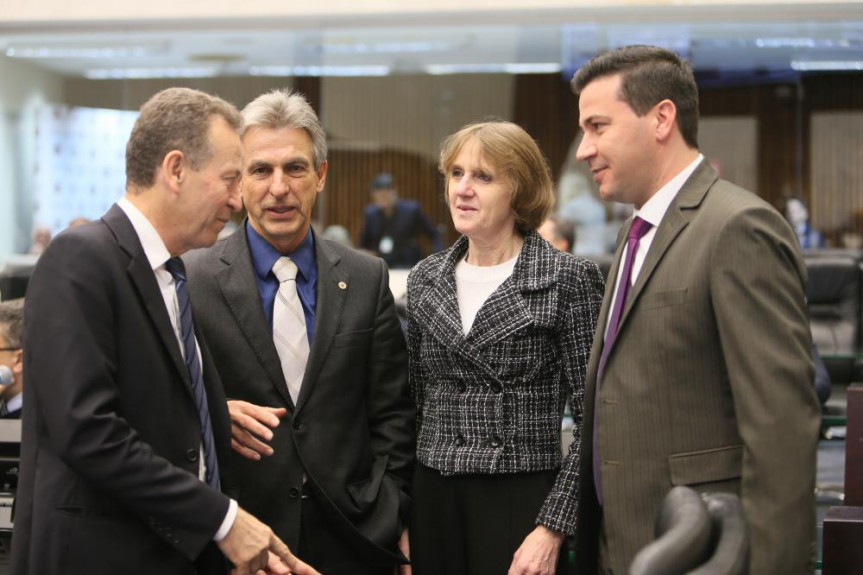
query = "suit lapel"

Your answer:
(295, 239), (346, 412)
(585, 231), (627, 386)
(616, 159), (717, 332)
(215, 229), (294, 407)
(102, 205), (192, 396)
